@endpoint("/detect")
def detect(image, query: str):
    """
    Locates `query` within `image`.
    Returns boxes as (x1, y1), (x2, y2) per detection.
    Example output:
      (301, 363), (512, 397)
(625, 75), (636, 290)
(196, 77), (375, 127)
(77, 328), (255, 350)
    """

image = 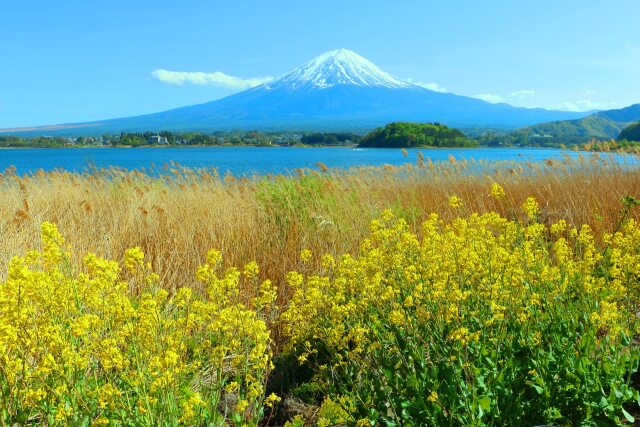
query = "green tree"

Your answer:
(619, 122), (640, 142)
(359, 122), (475, 148)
